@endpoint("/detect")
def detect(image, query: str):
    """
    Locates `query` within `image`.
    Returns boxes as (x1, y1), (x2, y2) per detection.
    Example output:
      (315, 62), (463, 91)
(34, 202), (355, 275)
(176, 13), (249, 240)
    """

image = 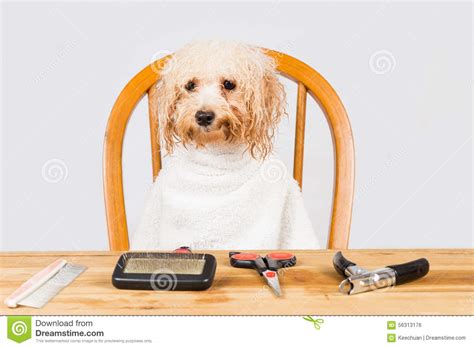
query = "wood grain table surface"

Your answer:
(0, 249), (472, 315)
